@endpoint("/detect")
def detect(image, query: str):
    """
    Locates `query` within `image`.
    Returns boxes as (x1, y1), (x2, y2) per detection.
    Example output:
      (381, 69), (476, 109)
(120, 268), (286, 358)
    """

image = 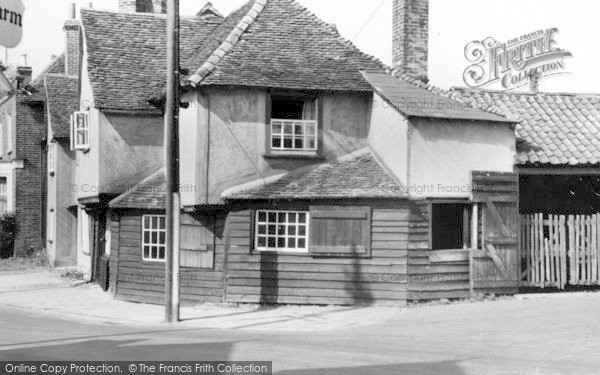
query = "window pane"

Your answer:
(298, 225), (306, 236)
(152, 232), (157, 243)
(268, 237), (276, 248)
(288, 226), (296, 235)
(144, 216), (151, 228)
(272, 123), (282, 134)
(143, 231), (150, 244)
(268, 212), (277, 222)
(294, 139), (304, 149)
(277, 238), (286, 248)
(295, 125), (304, 135)
(258, 211), (267, 222)
(257, 237), (266, 247)
(289, 213), (296, 223)
(272, 138), (281, 148)
(307, 124), (315, 135)
(258, 224), (266, 235)
(143, 246), (150, 259)
(298, 213), (306, 223)
(284, 124), (293, 135)
(278, 225), (286, 235)
(283, 138), (293, 148)
(298, 238), (306, 248)
(268, 225), (276, 235)
(152, 246), (157, 259)
(278, 213), (286, 222)
(288, 238), (296, 248)
(159, 217), (166, 229)
(159, 247), (165, 260)
(159, 232), (165, 245)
